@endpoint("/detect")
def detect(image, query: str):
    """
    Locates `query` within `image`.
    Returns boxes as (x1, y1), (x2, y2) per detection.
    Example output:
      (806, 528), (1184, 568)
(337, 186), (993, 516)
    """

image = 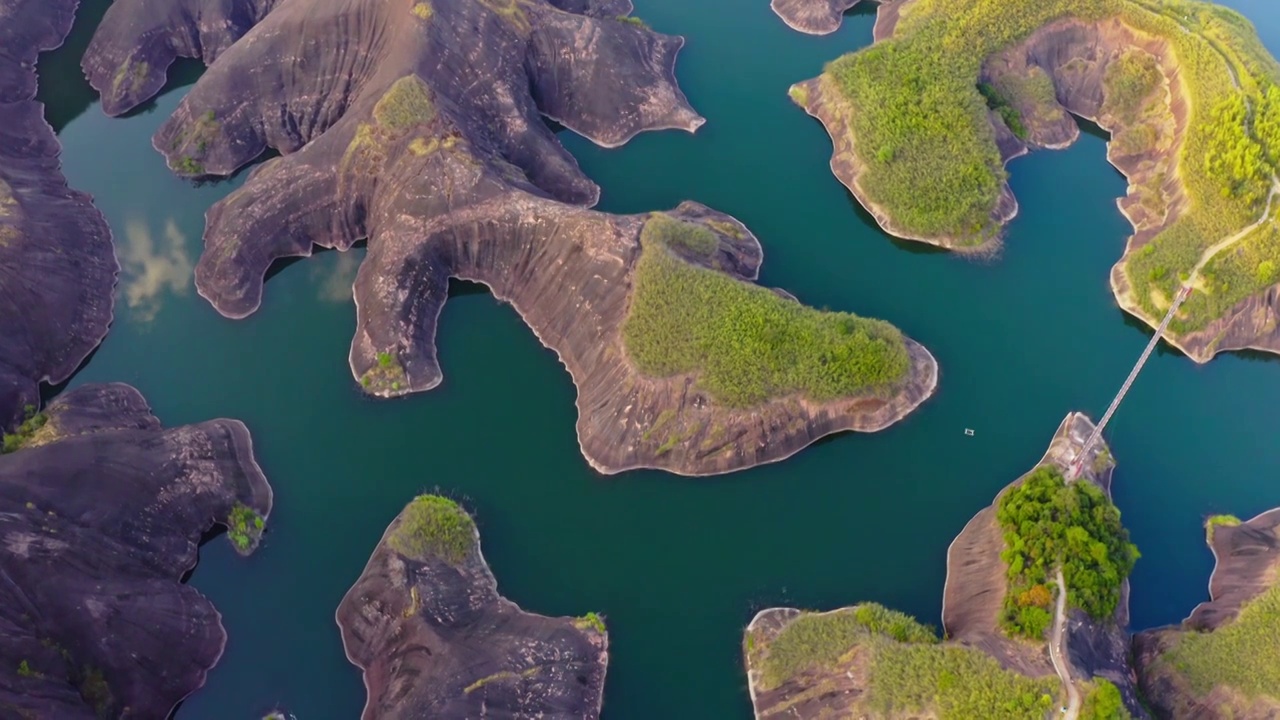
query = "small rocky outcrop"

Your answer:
(0, 0), (117, 429)
(81, 0), (937, 475)
(337, 495), (606, 719)
(1133, 509), (1280, 719)
(745, 412), (1144, 718)
(770, 0), (860, 35)
(0, 383), (272, 719)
